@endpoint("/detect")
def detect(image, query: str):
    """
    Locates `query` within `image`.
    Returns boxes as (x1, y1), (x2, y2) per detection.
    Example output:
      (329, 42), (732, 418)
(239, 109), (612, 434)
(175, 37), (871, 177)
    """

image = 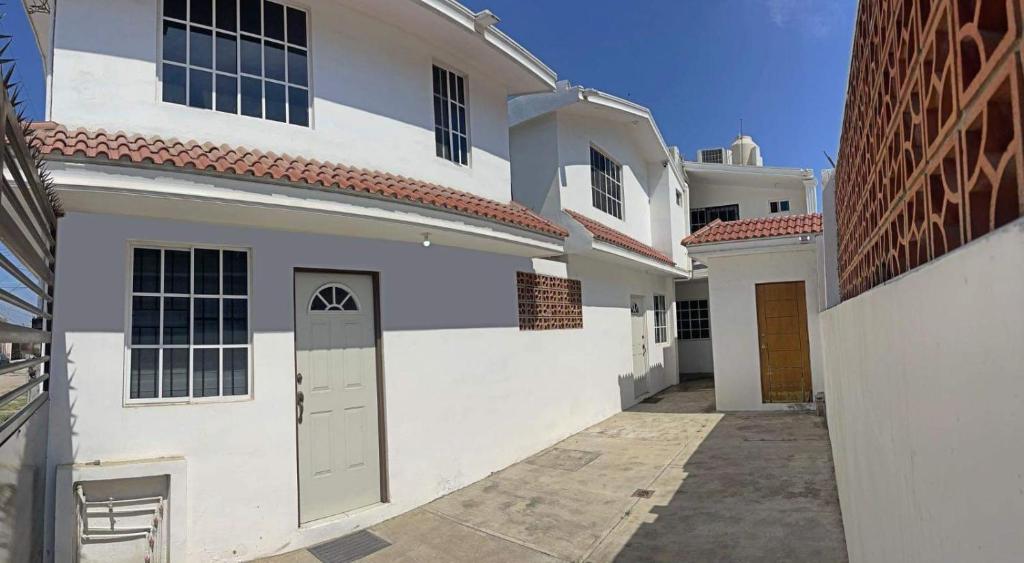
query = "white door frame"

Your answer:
(292, 268), (389, 526)
(630, 294), (650, 399)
